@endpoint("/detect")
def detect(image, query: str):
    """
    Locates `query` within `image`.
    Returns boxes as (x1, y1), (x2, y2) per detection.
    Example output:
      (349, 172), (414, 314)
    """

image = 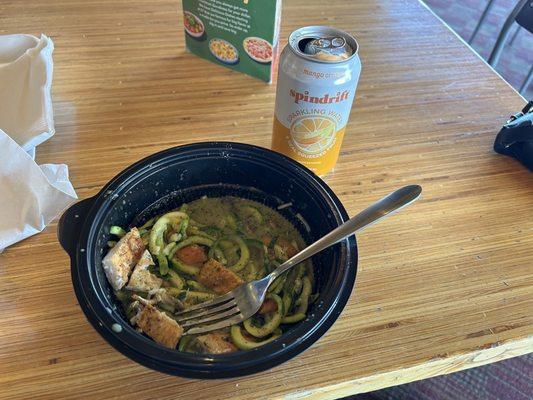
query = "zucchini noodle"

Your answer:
(230, 326), (282, 350)
(209, 235), (249, 272)
(243, 294), (282, 338)
(149, 211), (188, 255)
(110, 196), (318, 354)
